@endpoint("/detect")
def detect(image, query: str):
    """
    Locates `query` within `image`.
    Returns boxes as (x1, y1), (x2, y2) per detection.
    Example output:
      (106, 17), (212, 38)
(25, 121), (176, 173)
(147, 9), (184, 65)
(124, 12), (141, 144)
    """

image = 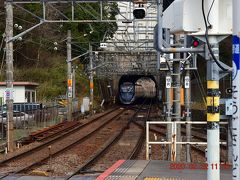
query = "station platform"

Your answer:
(96, 160), (232, 180)
(0, 160), (232, 180)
